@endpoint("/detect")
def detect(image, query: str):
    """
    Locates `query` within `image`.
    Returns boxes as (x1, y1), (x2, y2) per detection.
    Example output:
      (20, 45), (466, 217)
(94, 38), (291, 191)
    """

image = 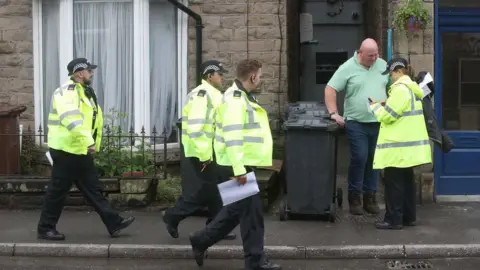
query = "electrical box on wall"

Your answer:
(299, 0), (364, 111)
(300, 13), (314, 43)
